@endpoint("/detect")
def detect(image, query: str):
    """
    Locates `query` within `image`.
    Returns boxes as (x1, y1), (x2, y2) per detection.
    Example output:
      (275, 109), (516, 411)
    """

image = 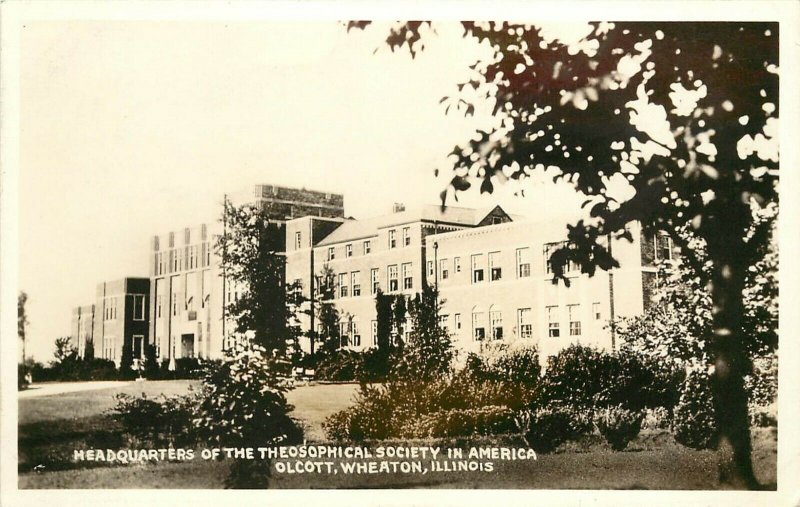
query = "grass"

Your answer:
(17, 380), (777, 489)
